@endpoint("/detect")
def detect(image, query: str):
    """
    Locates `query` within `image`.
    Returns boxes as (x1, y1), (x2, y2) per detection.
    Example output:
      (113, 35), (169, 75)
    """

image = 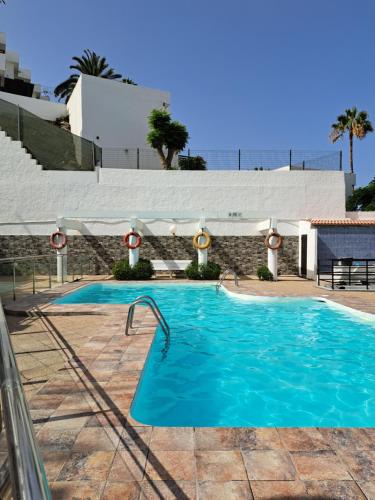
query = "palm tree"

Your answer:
(330, 107), (373, 173)
(54, 49), (136, 103)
